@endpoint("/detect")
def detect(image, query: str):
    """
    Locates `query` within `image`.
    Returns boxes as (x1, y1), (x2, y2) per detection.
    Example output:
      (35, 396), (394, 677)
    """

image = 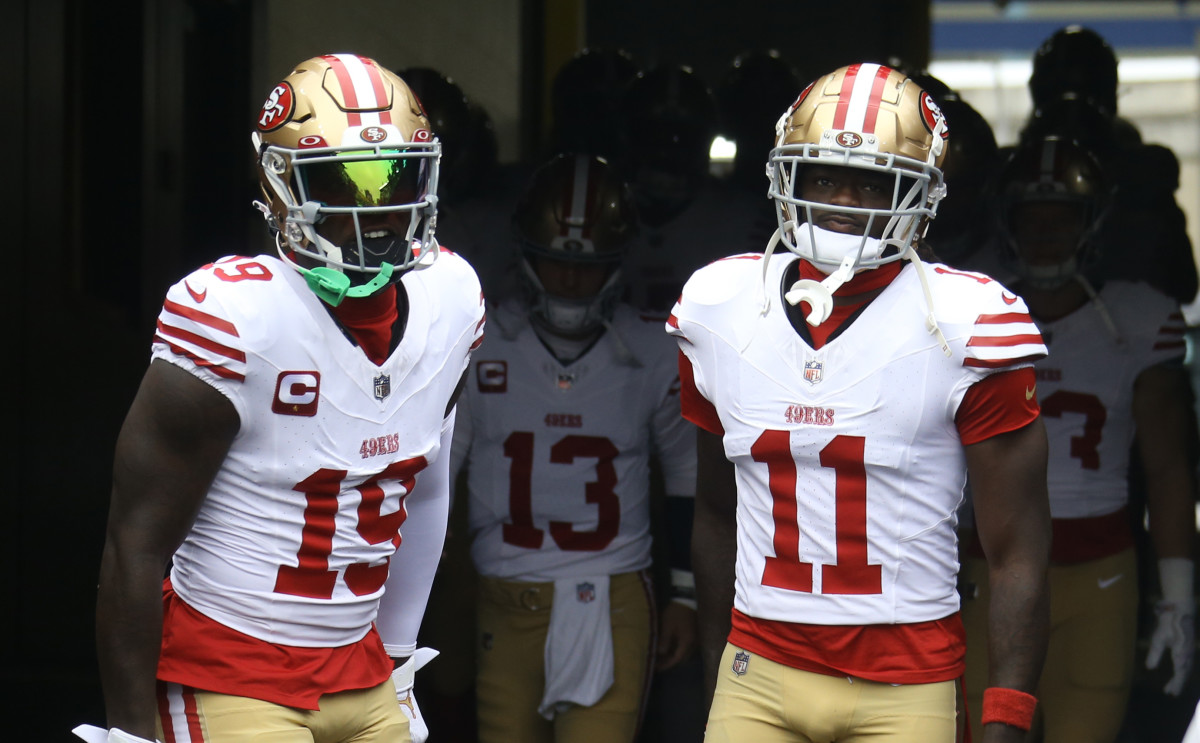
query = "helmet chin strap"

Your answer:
(301, 262), (395, 307)
(783, 254), (857, 326)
